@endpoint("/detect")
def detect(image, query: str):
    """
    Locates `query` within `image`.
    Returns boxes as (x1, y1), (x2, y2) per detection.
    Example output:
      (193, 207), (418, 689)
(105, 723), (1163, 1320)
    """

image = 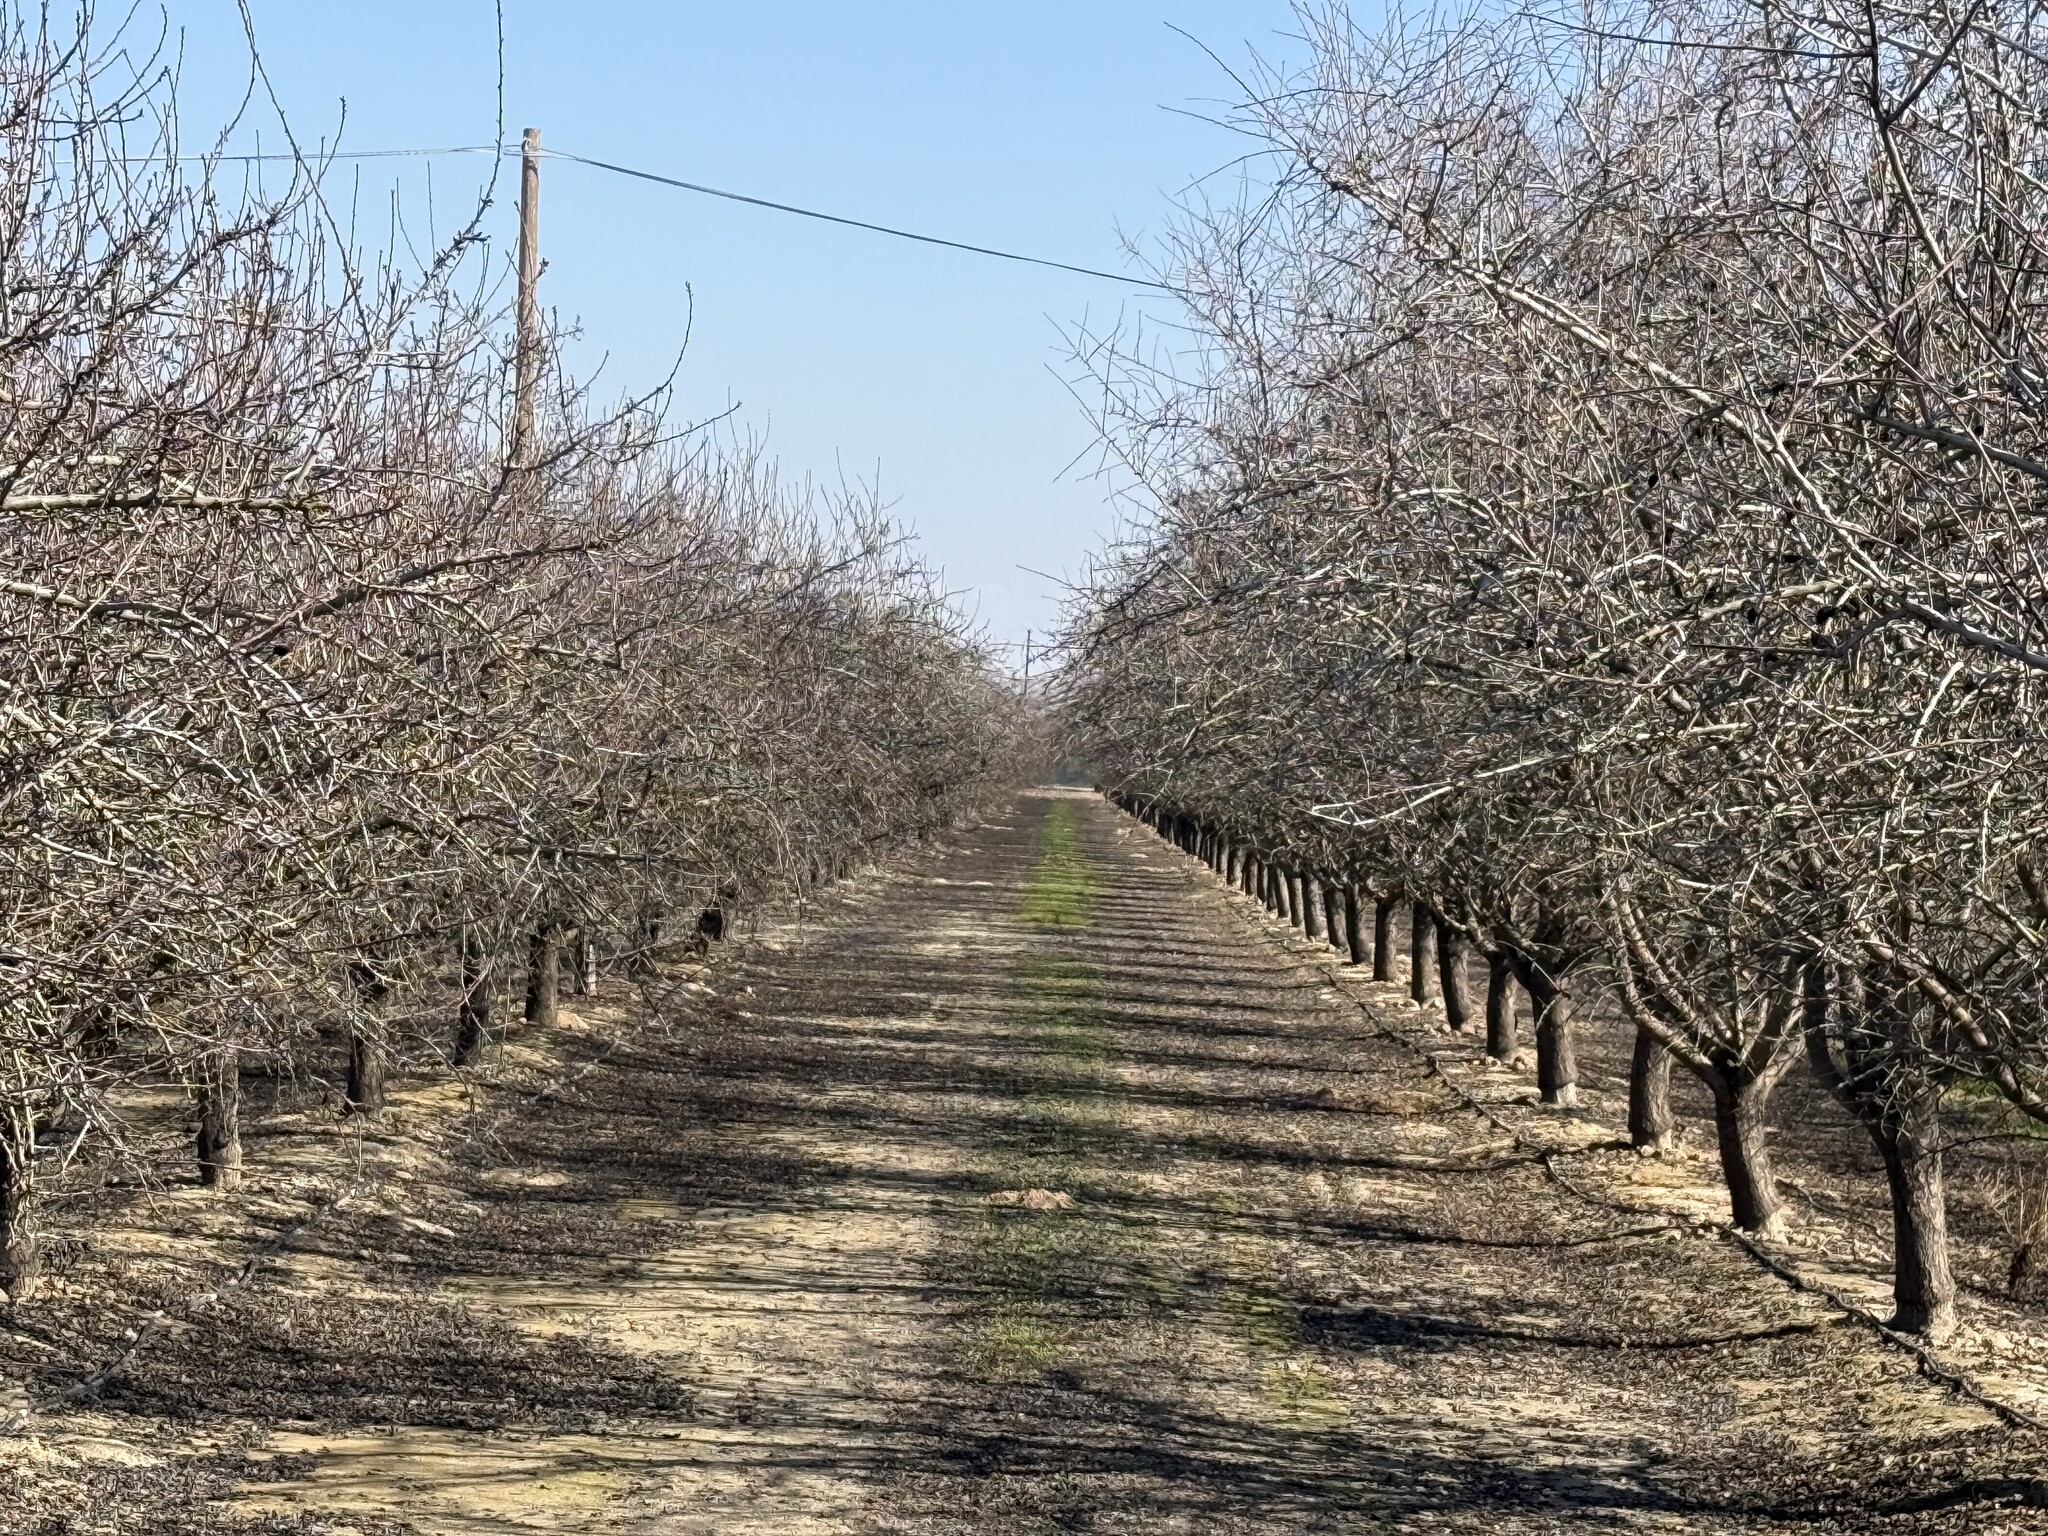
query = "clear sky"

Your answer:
(148, 2), (1313, 656)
